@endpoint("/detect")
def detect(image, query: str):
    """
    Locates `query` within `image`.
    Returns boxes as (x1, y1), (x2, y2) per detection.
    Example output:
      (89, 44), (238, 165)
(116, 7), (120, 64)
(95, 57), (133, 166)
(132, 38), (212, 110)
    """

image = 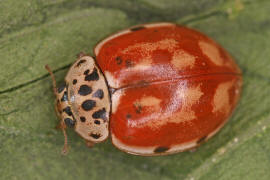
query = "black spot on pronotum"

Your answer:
(61, 91), (68, 102)
(90, 133), (101, 139)
(84, 69), (90, 75)
(85, 68), (99, 81)
(197, 136), (207, 144)
(64, 118), (75, 128)
(130, 26), (145, 31)
(63, 106), (72, 116)
(126, 114), (131, 119)
(72, 79), (77, 84)
(78, 85), (92, 96)
(115, 56), (122, 65)
(81, 100), (96, 111)
(80, 116), (86, 122)
(57, 84), (65, 93)
(93, 89), (104, 99)
(76, 59), (86, 67)
(154, 146), (170, 153)
(94, 120), (100, 125)
(92, 108), (107, 121)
